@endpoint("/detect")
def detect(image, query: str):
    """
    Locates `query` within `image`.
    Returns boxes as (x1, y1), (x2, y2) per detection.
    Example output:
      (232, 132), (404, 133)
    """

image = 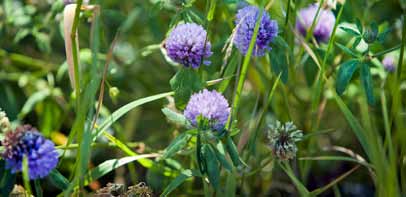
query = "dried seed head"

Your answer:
(267, 121), (303, 160)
